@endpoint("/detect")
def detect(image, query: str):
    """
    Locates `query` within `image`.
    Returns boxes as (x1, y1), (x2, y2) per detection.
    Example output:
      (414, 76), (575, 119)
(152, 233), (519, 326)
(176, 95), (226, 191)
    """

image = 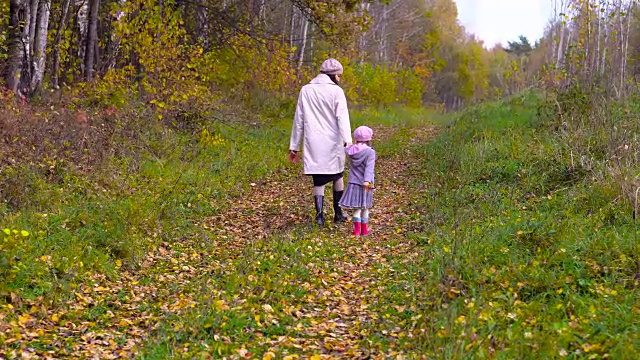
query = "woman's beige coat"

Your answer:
(289, 74), (352, 175)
